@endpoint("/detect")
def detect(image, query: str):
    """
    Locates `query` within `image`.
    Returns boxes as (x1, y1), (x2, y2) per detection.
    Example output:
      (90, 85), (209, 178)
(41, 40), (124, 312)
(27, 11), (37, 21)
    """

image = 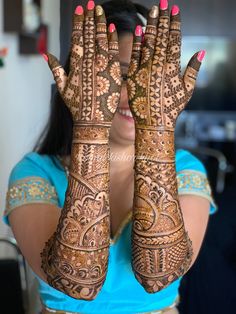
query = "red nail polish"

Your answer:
(135, 25), (143, 37)
(160, 0), (168, 10)
(109, 23), (116, 33)
(197, 50), (206, 62)
(42, 53), (48, 62)
(87, 0), (95, 11)
(171, 5), (179, 16)
(75, 5), (83, 15)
